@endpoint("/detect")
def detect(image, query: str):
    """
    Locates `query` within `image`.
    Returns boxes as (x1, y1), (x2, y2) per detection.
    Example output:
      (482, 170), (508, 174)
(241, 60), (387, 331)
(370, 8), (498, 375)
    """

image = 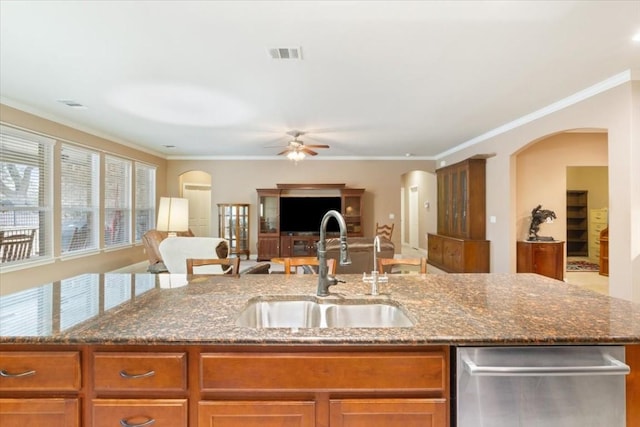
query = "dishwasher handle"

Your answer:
(461, 353), (630, 377)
